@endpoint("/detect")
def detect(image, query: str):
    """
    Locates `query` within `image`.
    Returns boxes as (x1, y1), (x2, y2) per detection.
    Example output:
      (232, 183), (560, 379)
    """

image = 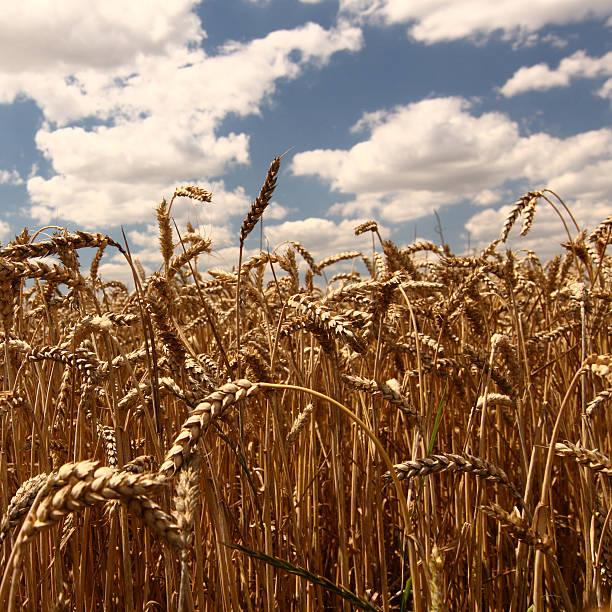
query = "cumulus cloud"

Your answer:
(0, 169), (23, 185)
(0, 2), (362, 231)
(338, 0), (612, 44)
(599, 78), (612, 101)
(540, 33), (569, 48)
(292, 97), (527, 221)
(262, 217), (390, 264)
(500, 50), (612, 96)
(0, 1), (203, 74)
(291, 96), (612, 253)
(0, 219), (10, 243)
